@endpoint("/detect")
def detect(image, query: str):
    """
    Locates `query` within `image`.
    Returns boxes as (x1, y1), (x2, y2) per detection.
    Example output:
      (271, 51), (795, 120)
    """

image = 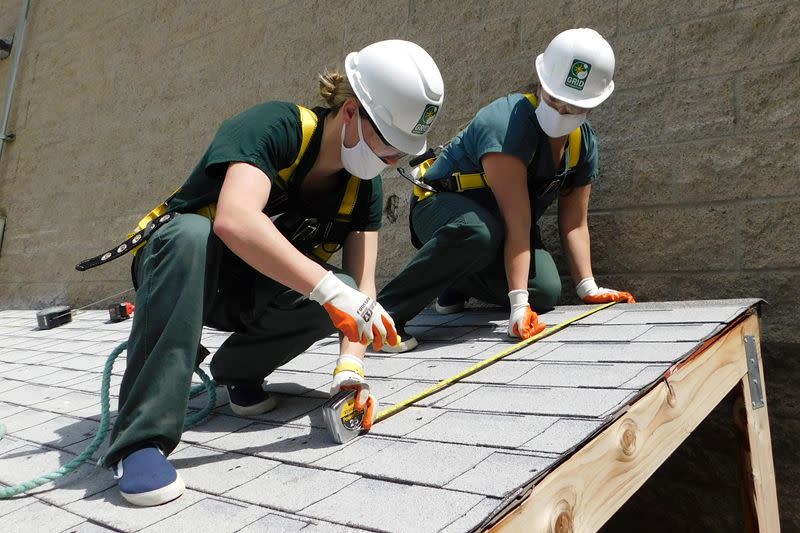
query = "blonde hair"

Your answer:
(318, 70), (356, 112)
